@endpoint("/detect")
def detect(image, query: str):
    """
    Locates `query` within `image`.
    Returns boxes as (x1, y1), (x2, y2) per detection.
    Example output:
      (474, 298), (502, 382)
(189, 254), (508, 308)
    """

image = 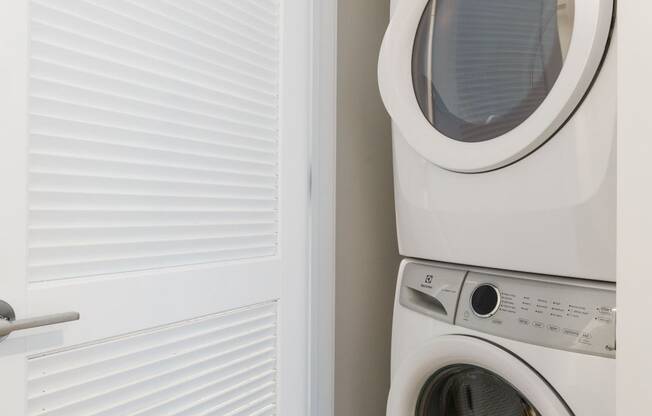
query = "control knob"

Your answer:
(470, 284), (501, 318)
